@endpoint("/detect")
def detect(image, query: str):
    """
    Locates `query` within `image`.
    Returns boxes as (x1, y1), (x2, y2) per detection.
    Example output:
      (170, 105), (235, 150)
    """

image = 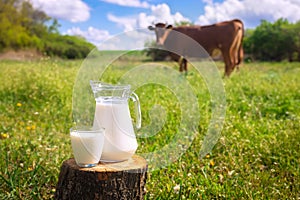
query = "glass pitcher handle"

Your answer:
(130, 92), (142, 129)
